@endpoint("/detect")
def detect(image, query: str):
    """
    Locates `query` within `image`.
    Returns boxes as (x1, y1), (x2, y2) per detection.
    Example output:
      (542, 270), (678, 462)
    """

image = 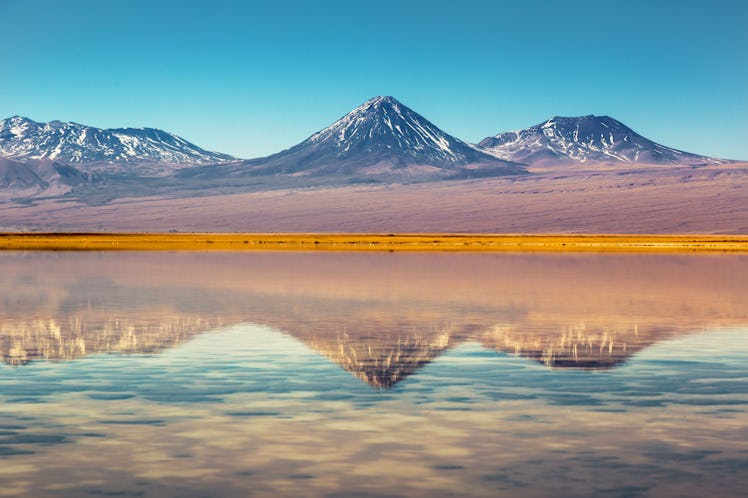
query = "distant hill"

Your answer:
(0, 157), (92, 196)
